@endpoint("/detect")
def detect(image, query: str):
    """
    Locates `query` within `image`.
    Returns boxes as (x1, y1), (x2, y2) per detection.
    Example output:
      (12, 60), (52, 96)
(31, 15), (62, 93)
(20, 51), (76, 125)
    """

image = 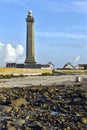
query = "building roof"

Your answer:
(77, 64), (87, 67)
